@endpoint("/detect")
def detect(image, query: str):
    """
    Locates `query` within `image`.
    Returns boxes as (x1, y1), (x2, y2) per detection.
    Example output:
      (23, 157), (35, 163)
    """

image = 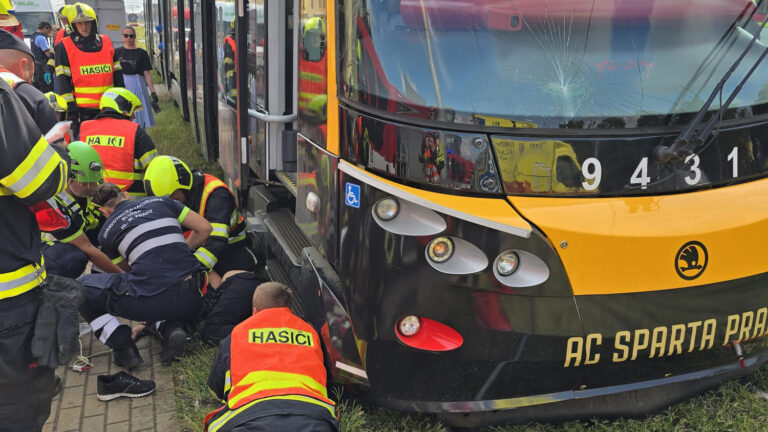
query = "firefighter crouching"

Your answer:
(0, 77), (69, 431)
(77, 183), (212, 369)
(143, 156), (256, 289)
(0, 29), (58, 133)
(205, 282), (340, 432)
(78, 87), (158, 197)
(55, 2), (123, 136)
(40, 141), (122, 279)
